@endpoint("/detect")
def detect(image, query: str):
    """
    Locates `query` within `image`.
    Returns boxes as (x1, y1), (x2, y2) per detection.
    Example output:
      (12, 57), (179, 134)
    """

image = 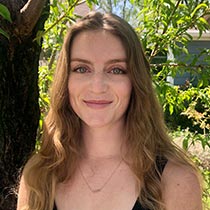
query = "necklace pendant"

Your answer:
(79, 159), (123, 194)
(92, 189), (101, 193)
